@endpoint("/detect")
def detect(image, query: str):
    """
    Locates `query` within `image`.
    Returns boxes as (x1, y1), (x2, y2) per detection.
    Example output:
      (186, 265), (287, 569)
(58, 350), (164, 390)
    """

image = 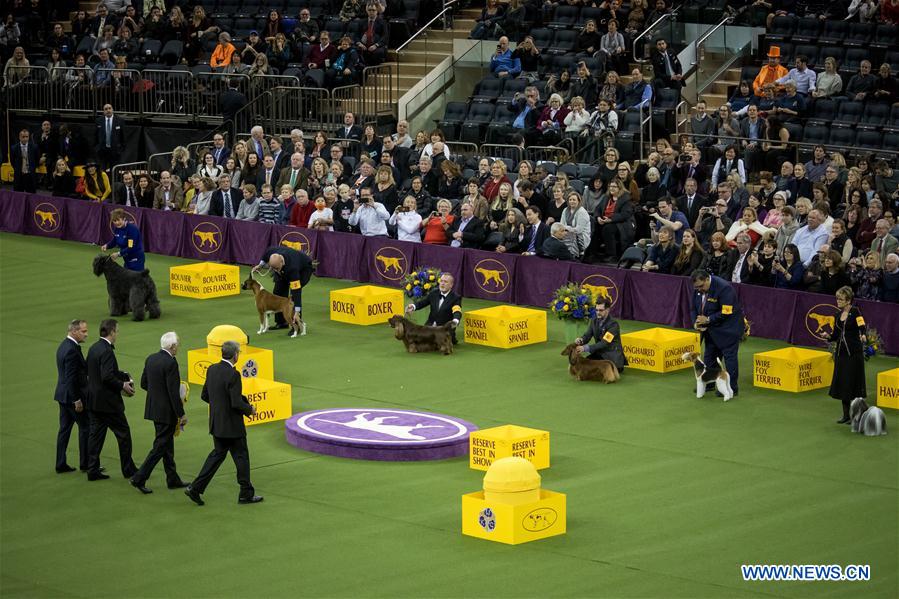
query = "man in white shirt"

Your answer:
(348, 187), (389, 236)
